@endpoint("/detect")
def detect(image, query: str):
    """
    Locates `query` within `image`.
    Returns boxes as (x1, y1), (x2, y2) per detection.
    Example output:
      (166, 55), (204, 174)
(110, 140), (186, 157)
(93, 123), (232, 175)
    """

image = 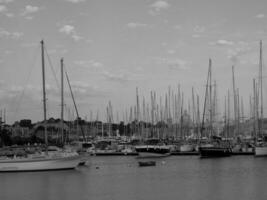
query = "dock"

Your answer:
(91, 152), (139, 156)
(171, 151), (199, 156)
